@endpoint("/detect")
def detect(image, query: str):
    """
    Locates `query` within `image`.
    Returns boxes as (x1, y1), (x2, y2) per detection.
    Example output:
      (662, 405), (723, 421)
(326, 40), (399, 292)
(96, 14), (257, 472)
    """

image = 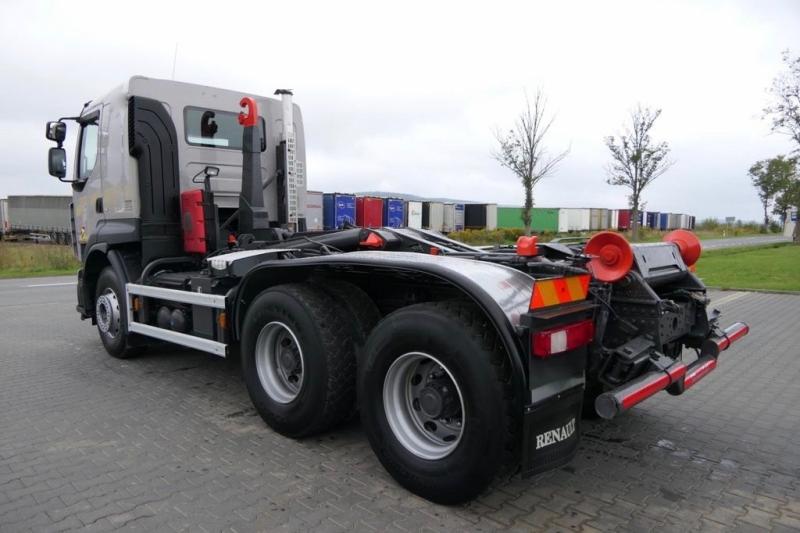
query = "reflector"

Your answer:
(532, 319), (594, 357)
